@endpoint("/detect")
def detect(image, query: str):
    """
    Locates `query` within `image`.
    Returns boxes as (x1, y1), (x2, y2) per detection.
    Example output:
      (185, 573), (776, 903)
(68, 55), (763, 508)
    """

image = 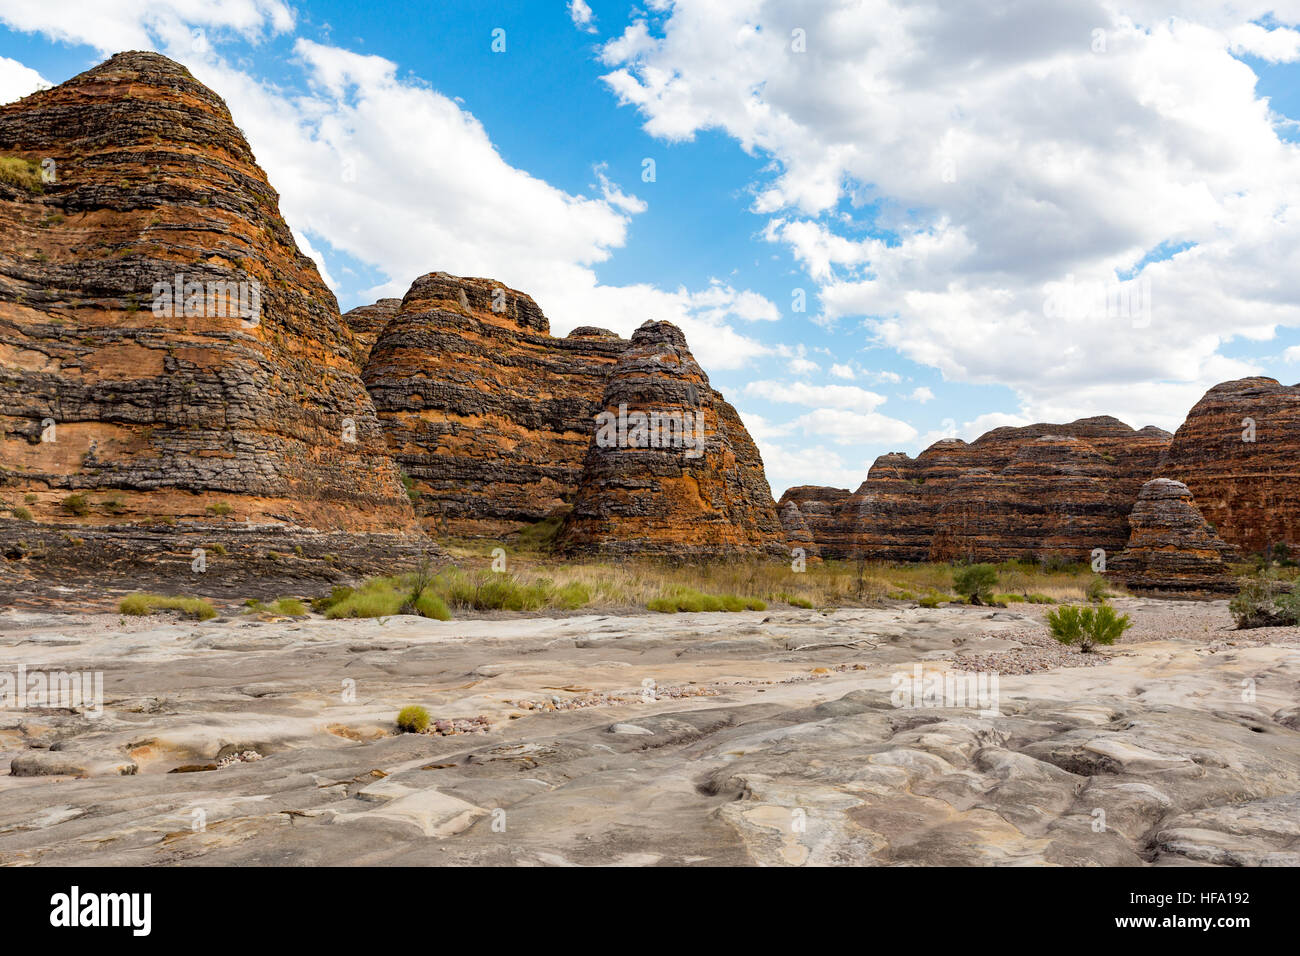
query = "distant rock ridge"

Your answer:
(782, 417), (1172, 562)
